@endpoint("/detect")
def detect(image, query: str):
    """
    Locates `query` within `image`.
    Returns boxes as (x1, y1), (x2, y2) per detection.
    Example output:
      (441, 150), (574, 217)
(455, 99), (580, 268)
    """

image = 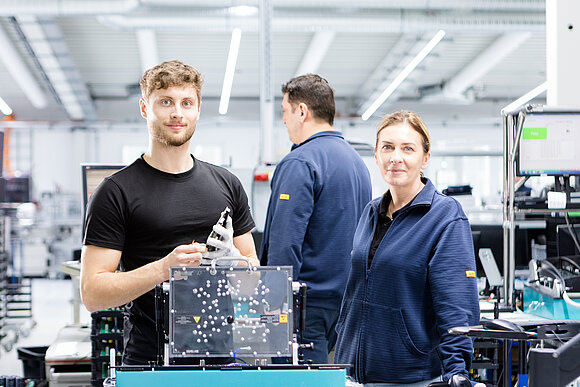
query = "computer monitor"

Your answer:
(471, 225), (532, 276)
(0, 176), (31, 203)
(517, 111), (580, 176)
(81, 164), (124, 237)
(557, 223), (580, 256)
